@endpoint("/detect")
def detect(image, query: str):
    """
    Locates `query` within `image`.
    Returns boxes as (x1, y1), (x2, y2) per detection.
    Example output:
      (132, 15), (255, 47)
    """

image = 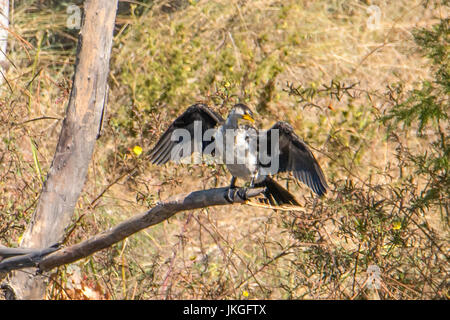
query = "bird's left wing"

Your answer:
(149, 104), (224, 165)
(260, 121), (329, 196)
